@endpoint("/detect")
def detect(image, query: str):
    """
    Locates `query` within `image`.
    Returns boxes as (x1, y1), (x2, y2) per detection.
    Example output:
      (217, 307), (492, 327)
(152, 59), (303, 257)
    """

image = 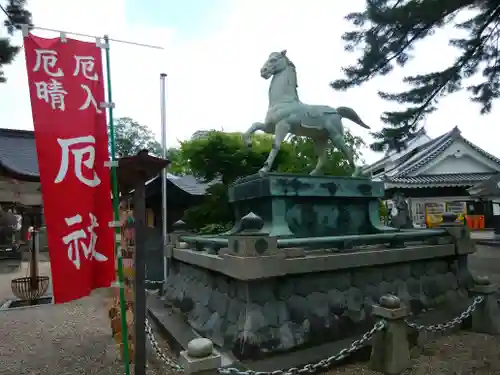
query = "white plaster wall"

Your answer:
(411, 140), (500, 175)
